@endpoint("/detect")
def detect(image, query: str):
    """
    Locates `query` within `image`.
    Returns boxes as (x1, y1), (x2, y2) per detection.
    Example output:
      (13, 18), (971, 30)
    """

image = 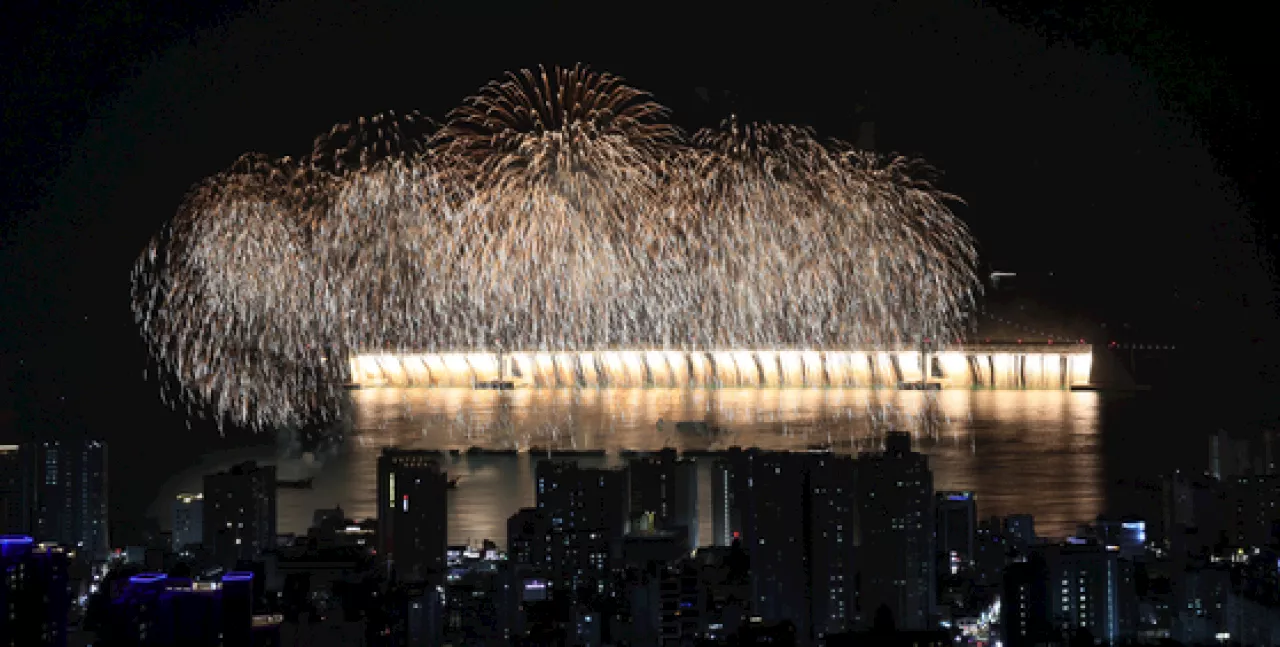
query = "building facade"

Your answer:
(534, 461), (629, 602)
(377, 449), (448, 584)
(0, 445), (21, 534)
(23, 439), (108, 559)
(0, 535), (70, 647)
(856, 432), (935, 631)
(202, 461), (276, 567)
(172, 493), (203, 552)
